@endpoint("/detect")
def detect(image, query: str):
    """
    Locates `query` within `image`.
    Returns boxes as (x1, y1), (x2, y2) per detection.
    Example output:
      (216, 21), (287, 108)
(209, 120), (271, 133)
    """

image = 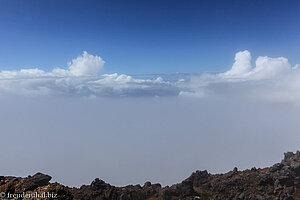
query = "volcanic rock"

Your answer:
(1, 151), (300, 199)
